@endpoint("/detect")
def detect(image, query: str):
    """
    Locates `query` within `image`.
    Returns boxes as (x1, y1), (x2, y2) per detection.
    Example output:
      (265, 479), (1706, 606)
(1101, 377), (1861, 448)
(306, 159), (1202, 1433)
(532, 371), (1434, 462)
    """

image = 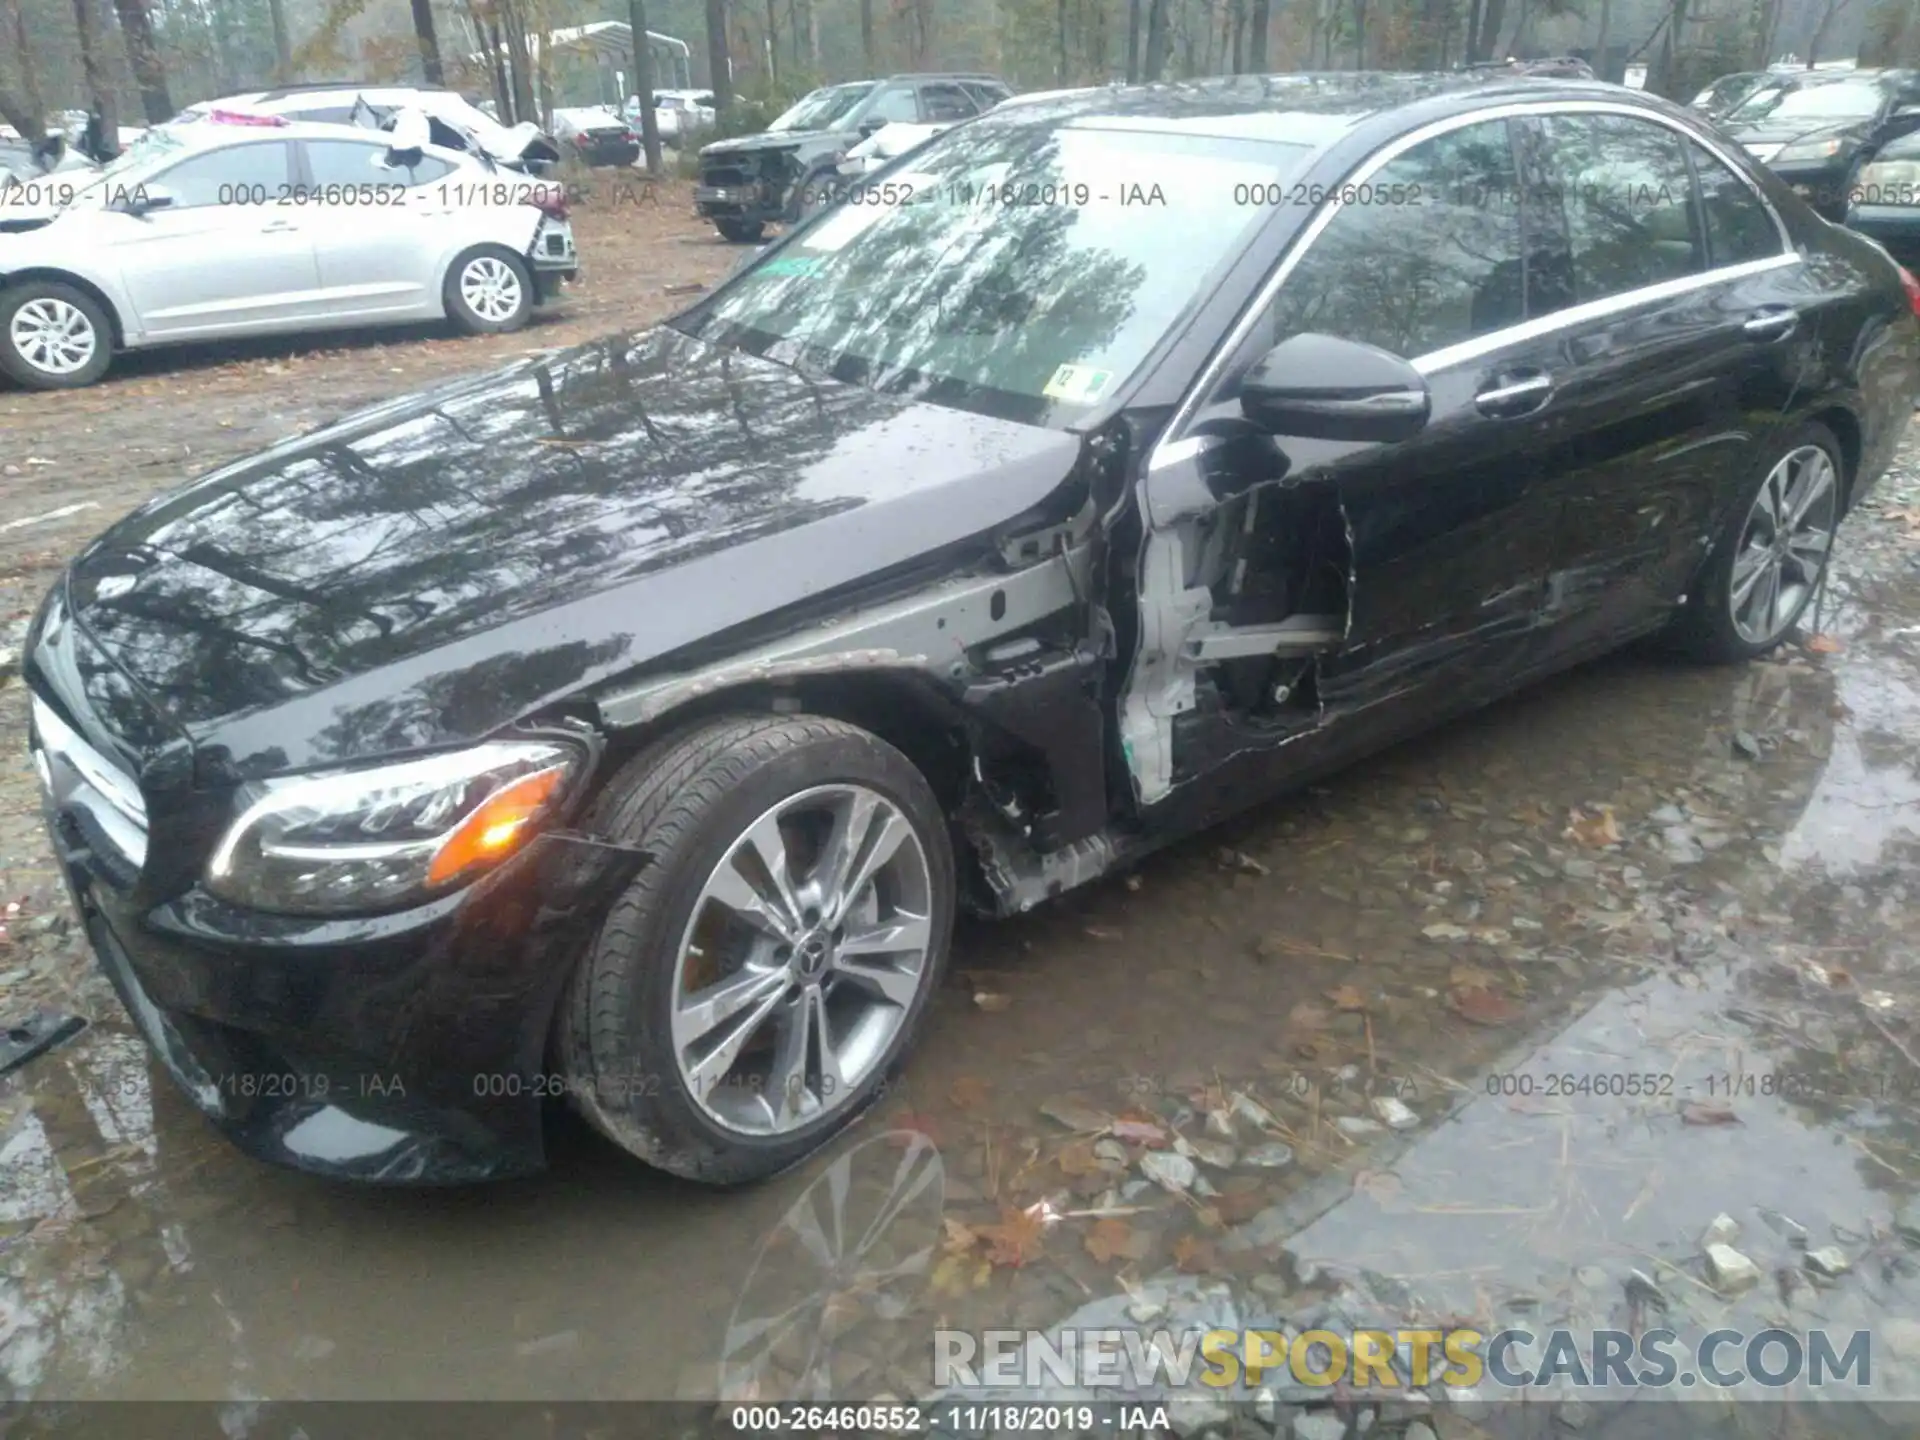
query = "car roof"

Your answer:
(988, 71), (1655, 146)
(145, 117), (472, 155)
